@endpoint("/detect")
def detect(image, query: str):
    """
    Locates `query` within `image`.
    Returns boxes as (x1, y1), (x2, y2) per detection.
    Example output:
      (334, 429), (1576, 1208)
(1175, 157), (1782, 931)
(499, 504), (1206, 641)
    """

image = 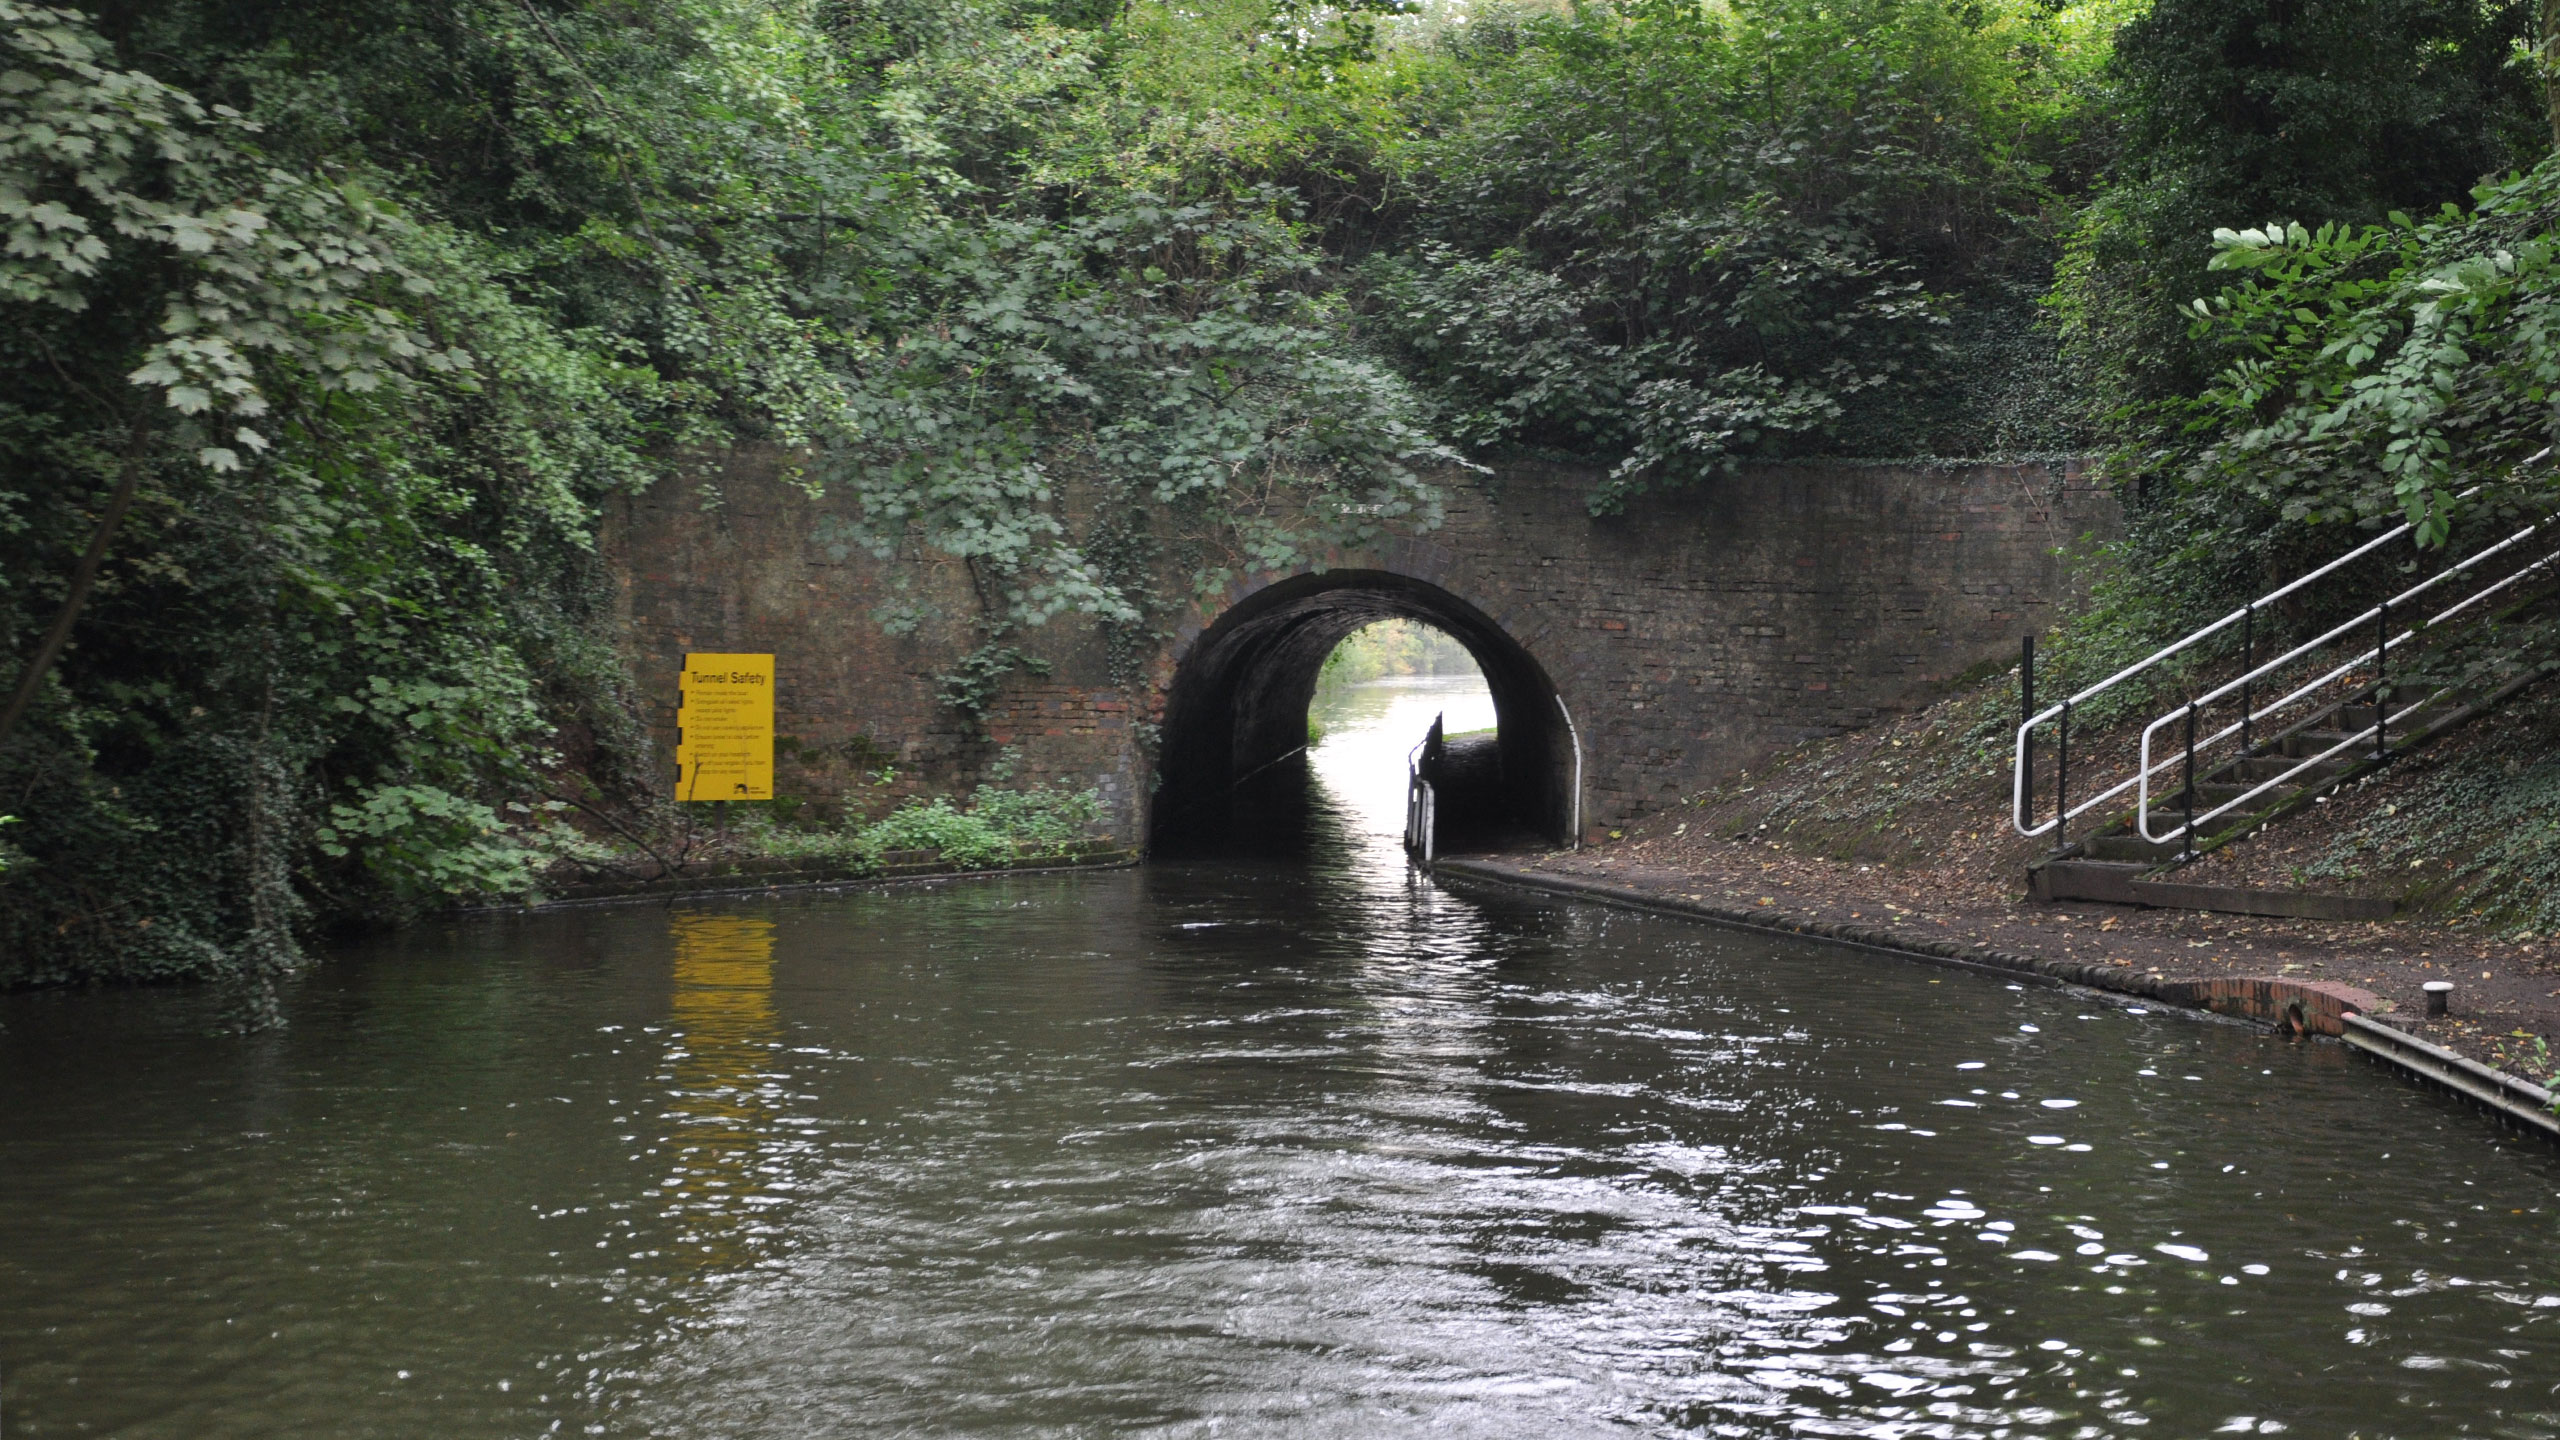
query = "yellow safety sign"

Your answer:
(676, 653), (774, 801)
